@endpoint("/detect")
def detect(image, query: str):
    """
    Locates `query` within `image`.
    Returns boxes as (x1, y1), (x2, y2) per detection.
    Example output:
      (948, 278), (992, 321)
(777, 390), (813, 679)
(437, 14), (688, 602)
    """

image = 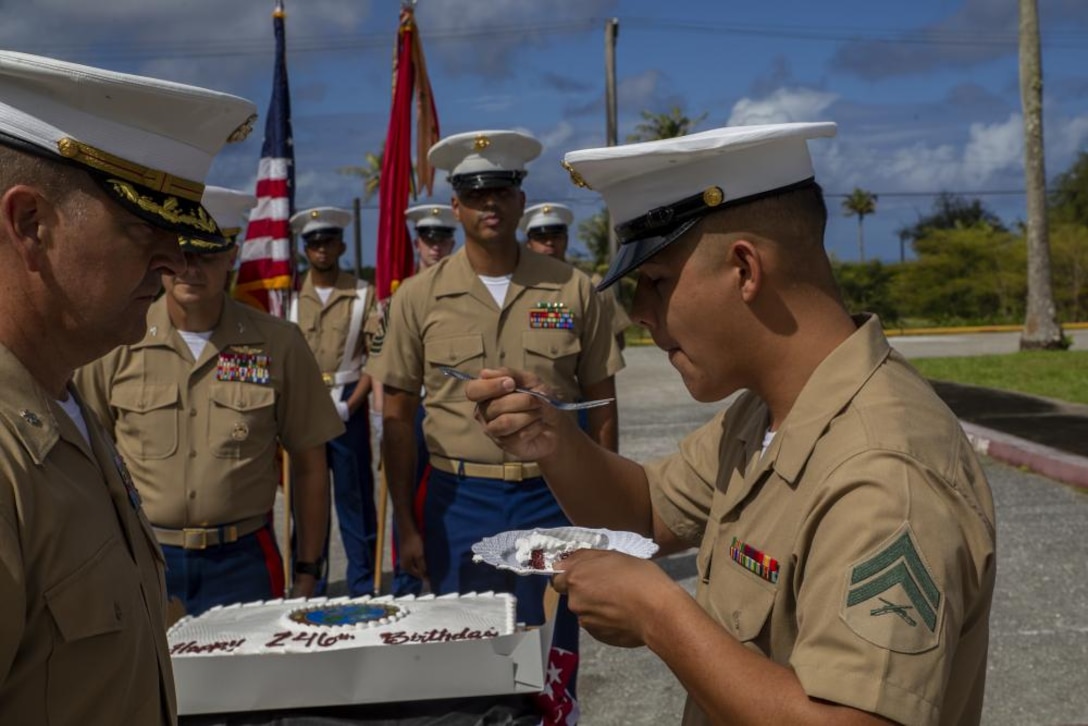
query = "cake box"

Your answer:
(168, 592), (553, 715)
